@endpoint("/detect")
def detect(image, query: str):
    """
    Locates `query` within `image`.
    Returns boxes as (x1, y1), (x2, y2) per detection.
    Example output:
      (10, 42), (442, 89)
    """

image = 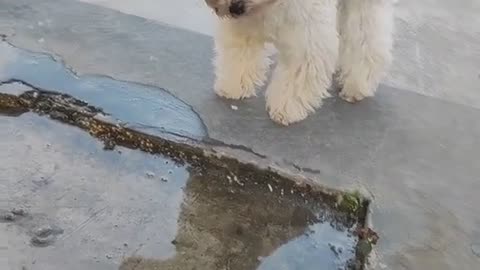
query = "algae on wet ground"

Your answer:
(338, 191), (362, 215)
(0, 92), (29, 116)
